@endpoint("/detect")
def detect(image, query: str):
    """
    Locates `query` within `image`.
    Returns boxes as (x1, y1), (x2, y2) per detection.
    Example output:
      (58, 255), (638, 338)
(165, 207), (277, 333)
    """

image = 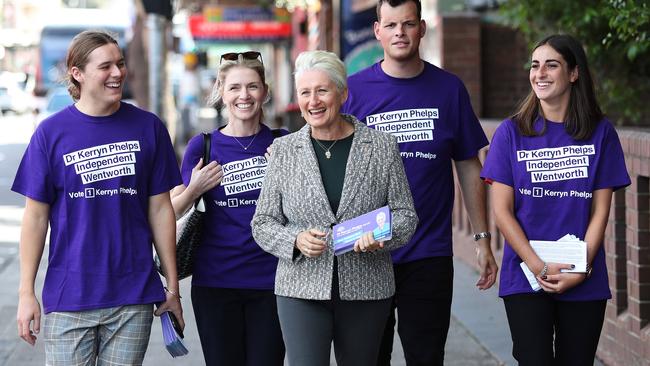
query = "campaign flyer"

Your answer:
(333, 206), (392, 255)
(161, 311), (188, 357)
